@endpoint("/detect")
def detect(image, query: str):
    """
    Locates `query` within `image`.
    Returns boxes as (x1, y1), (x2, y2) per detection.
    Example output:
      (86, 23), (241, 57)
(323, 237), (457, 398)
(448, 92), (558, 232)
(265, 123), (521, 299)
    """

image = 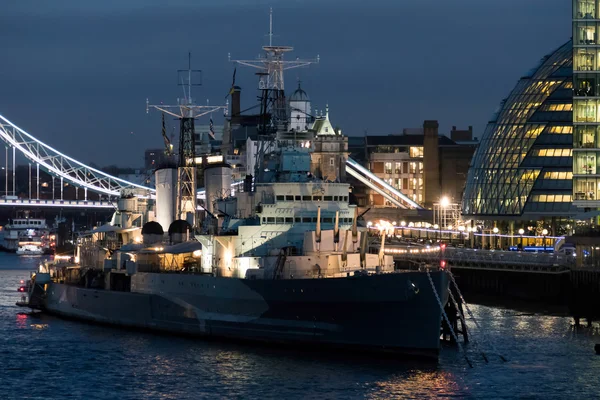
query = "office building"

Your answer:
(462, 40), (575, 220)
